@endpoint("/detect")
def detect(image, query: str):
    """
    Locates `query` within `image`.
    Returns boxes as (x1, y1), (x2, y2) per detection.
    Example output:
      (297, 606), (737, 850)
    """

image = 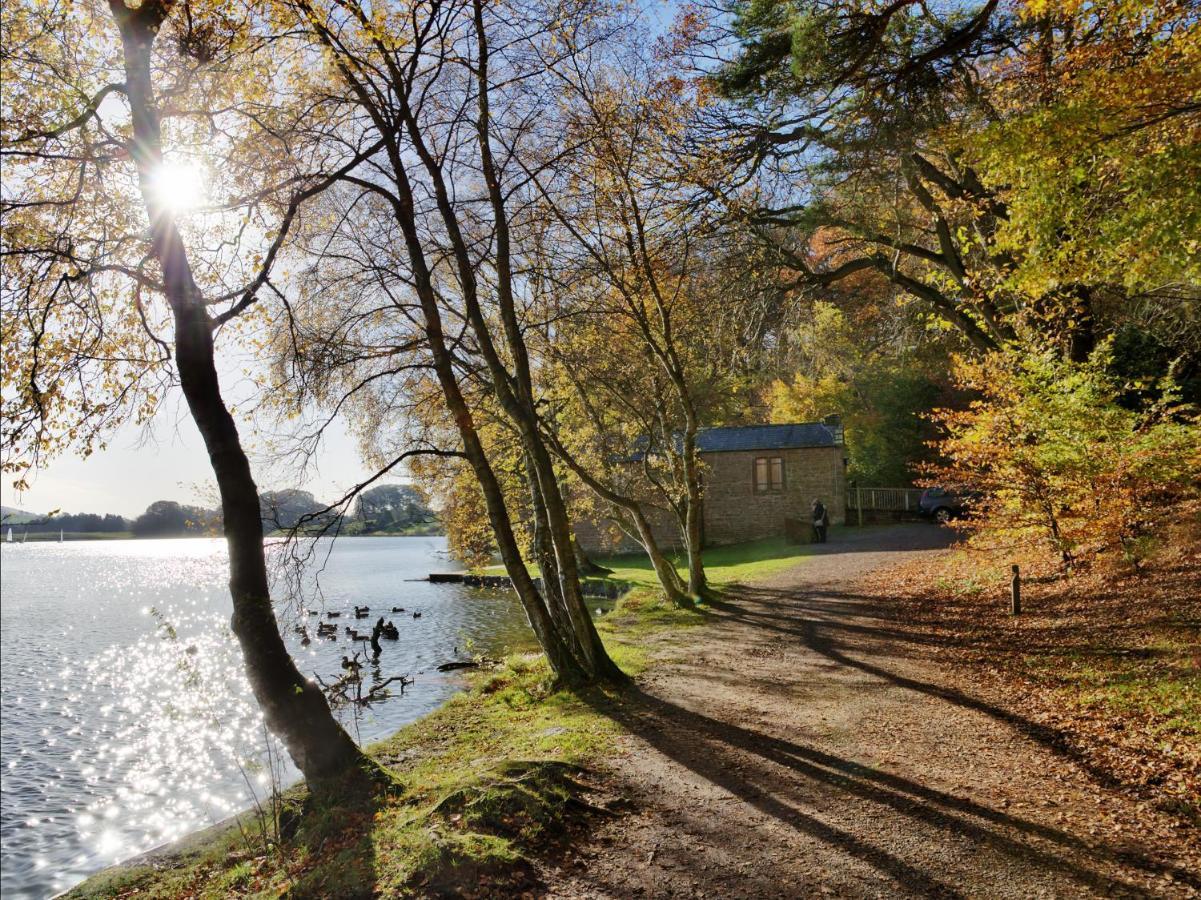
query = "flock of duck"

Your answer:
(292, 604), (420, 648)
